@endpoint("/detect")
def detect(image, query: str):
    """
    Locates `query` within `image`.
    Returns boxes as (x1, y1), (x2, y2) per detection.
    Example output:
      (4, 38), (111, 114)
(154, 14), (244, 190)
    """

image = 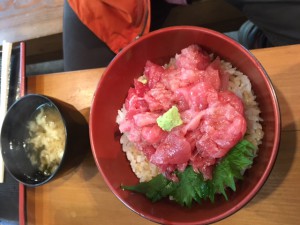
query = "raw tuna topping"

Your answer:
(119, 45), (247, 181)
